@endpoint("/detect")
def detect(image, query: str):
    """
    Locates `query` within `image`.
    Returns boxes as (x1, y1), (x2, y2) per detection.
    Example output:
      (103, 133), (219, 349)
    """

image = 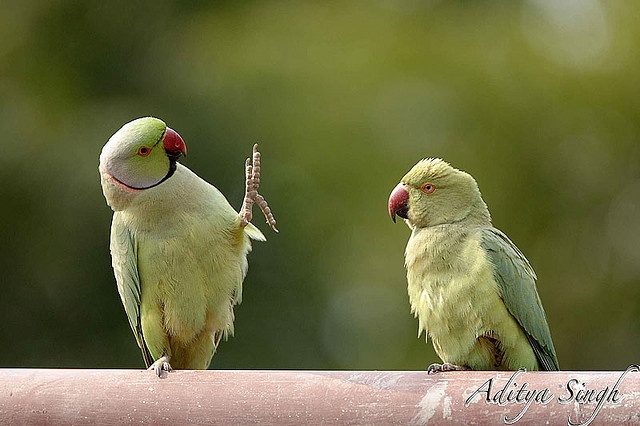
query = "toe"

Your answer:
(427, 363), (443, 374)
(149, 356), (173, 377)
